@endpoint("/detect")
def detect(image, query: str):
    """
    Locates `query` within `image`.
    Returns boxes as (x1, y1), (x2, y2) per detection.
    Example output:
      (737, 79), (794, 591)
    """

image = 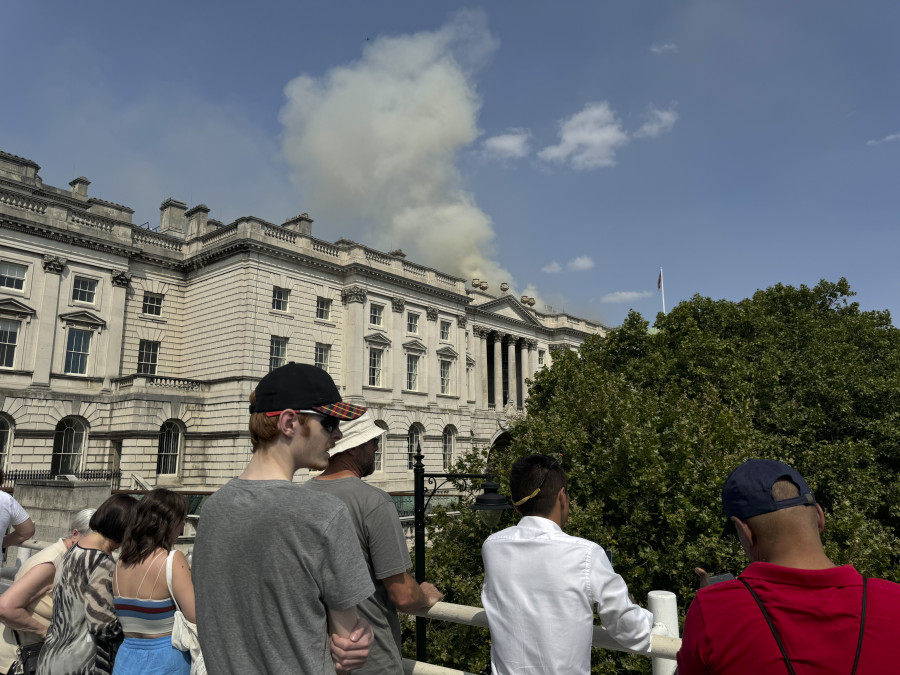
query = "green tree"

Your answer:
(414, 279), (900, 674)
